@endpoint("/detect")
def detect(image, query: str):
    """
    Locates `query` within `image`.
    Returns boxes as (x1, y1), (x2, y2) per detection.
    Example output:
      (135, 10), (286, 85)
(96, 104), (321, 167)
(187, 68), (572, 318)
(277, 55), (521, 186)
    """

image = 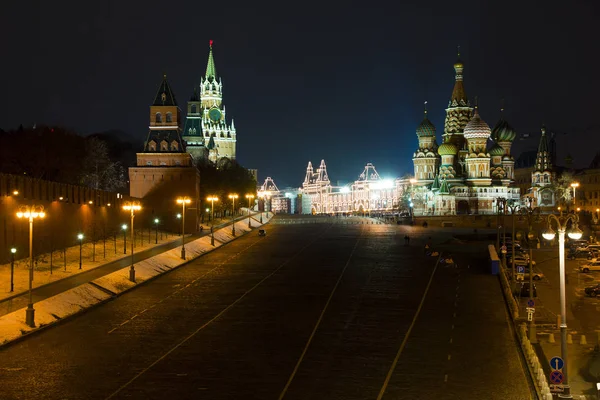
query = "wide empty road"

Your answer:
(0, 220), (532, 399)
